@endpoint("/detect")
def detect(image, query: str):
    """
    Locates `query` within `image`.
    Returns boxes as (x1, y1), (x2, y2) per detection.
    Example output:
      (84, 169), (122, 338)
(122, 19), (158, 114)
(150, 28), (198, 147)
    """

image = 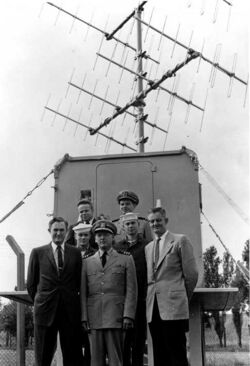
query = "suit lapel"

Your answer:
(156, 232), (175, 270)
(63, 245), (70, 273)
(146, 242), (155, 273)
(45, 243), (57, 271)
